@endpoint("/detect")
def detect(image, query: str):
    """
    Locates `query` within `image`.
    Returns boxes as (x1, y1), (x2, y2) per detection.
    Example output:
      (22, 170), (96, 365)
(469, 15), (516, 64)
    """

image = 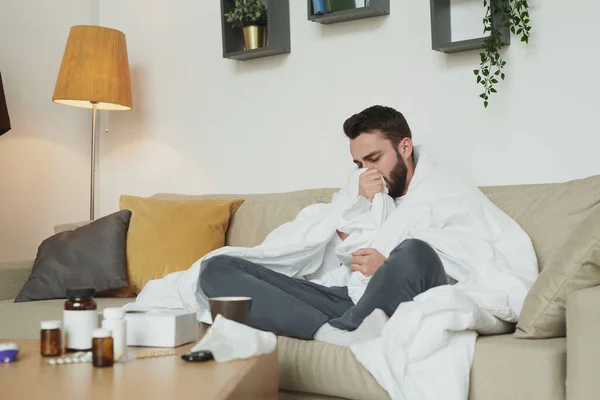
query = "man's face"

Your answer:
(350, 130), (409, 198)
